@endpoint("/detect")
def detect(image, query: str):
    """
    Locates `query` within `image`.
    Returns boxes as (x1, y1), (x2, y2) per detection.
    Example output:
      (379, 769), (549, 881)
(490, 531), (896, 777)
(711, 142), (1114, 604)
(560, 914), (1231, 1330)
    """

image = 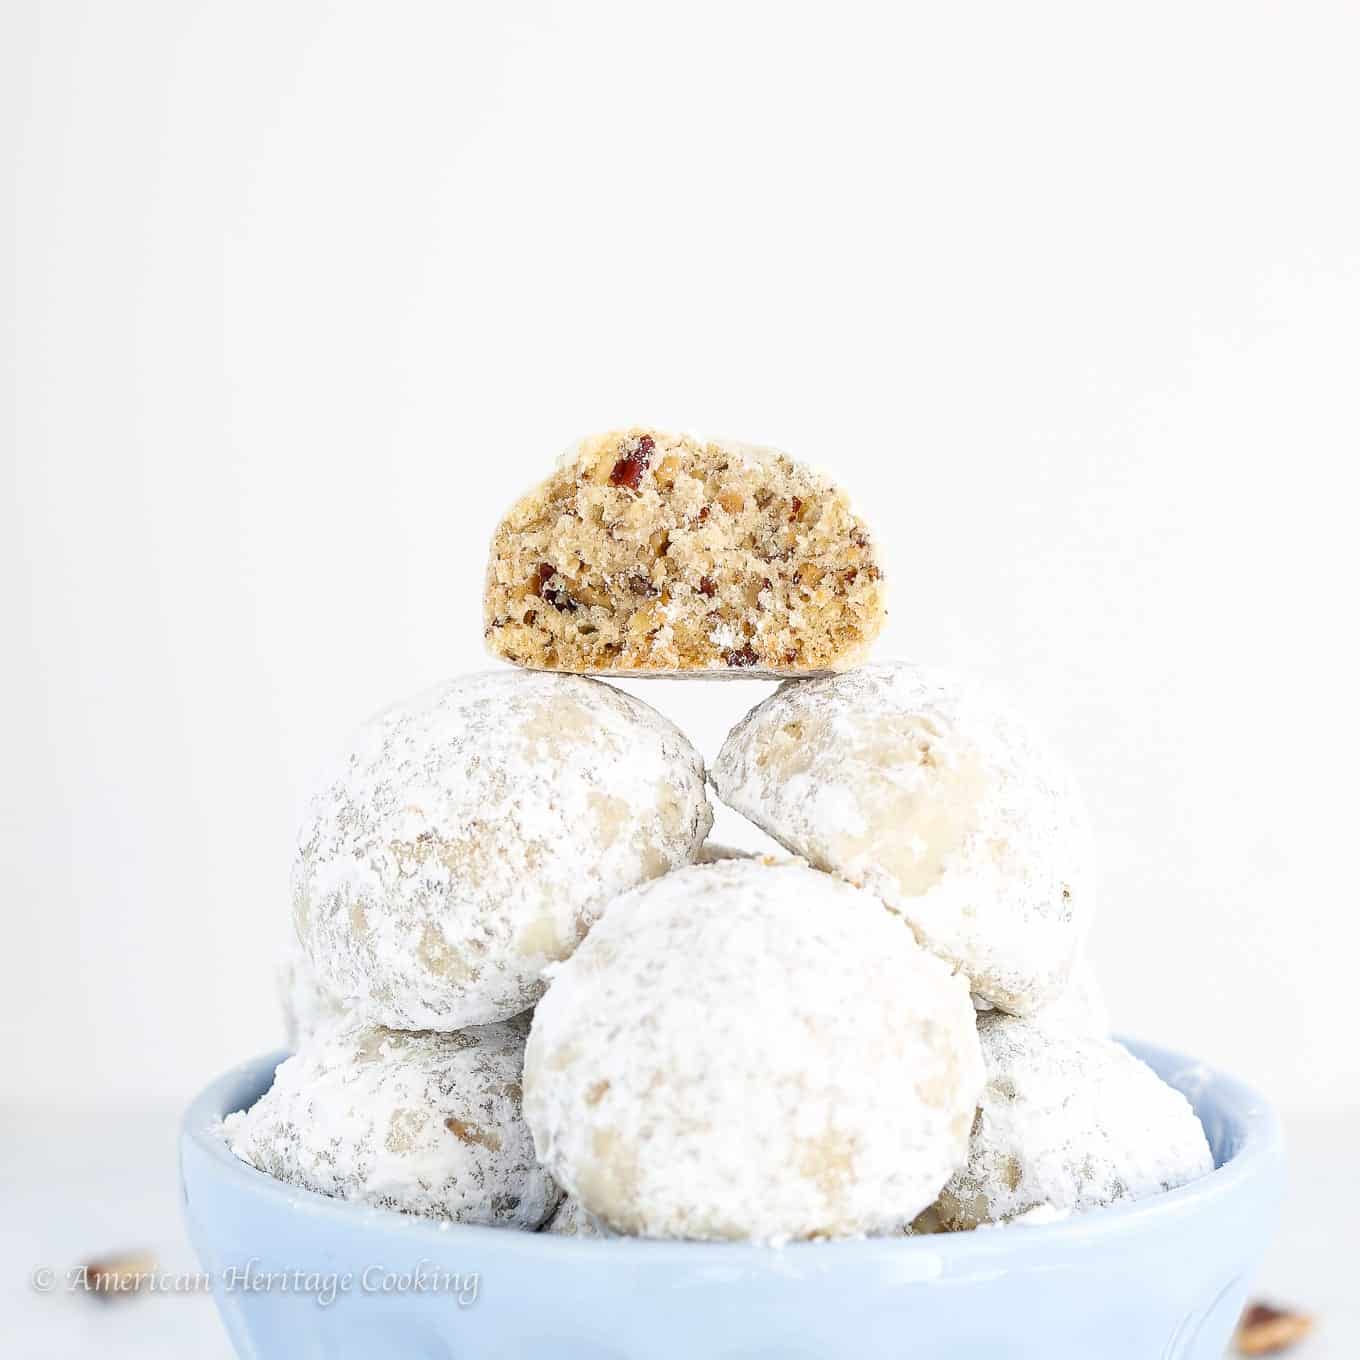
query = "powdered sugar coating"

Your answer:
(222, 1017), (559, 1228)
(524, 858), (985, 1243)
(293, 671), (712, 1029)
(277, 930), (346, 1048)
(712, 663), (1093, 1014)
(935, 1013), (1213, 1230)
